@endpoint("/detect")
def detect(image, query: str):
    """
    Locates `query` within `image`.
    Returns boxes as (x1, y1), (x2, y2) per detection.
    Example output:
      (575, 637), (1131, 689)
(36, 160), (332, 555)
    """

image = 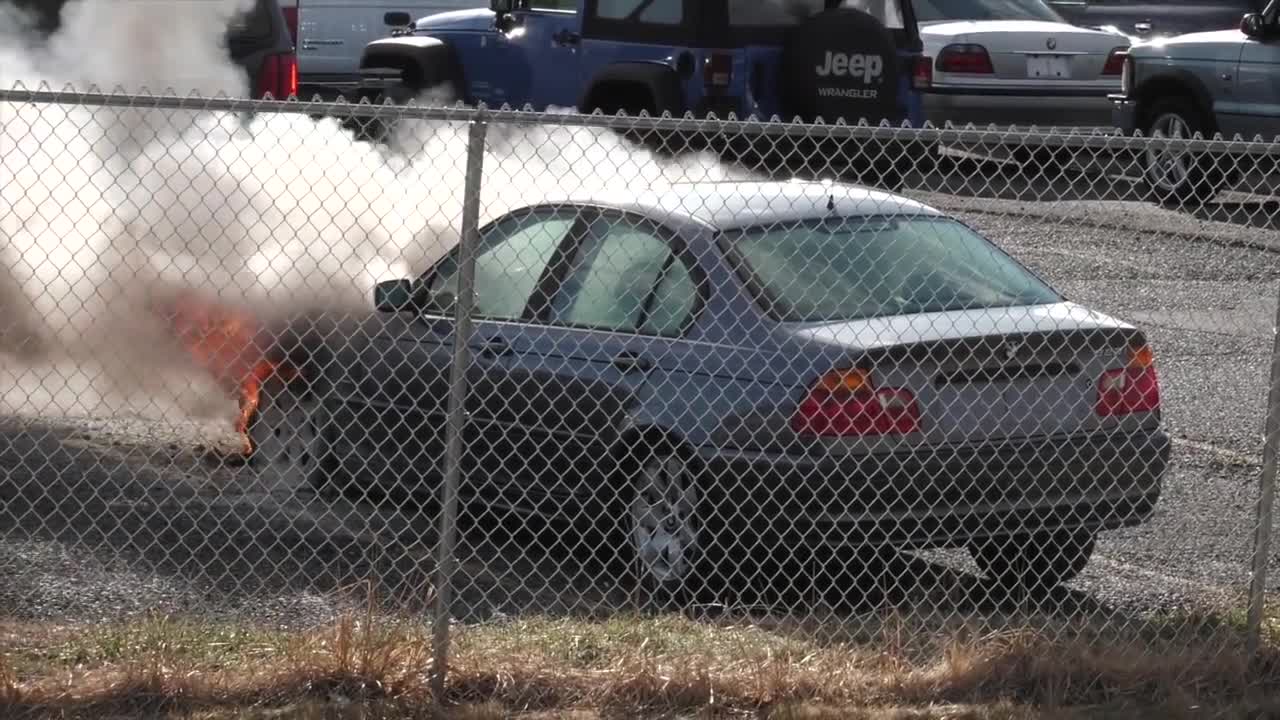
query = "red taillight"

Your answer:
(912, 55), (933, 89)
(792, 368), (921, 437)
(1095, 344), (1160, 417)
(257, 52), (298, 100)
(936, 44), (994, 74)
(703, 52), (733, 89)
(282, 6), (299, 46)
(1102, 47), (1128, 76)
